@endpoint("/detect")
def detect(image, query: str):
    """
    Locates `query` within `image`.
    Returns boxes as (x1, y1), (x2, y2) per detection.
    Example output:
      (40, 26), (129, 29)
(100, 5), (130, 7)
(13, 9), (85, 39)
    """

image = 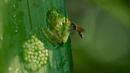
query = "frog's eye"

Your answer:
(22, 35), (48, 72)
